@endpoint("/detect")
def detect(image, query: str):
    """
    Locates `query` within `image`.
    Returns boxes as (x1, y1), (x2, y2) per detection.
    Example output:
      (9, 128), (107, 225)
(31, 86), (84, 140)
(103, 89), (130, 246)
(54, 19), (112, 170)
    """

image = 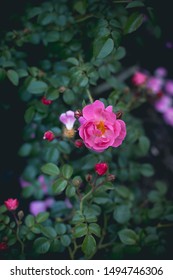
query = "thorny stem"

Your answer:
(80, 188), (93, 213)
